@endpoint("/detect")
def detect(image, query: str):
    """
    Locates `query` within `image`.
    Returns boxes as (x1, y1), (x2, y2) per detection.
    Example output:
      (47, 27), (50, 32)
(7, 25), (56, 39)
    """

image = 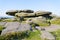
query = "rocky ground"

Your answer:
(38, 24), (60, 40)
(0, 22), (60, 40)
(0, 10), (60, 40)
